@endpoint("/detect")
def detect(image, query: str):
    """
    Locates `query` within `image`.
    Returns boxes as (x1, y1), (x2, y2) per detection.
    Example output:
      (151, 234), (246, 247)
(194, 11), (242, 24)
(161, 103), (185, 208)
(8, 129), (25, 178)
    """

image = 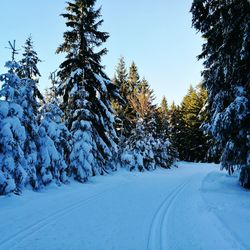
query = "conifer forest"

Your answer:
(0, 1), (250, 250)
